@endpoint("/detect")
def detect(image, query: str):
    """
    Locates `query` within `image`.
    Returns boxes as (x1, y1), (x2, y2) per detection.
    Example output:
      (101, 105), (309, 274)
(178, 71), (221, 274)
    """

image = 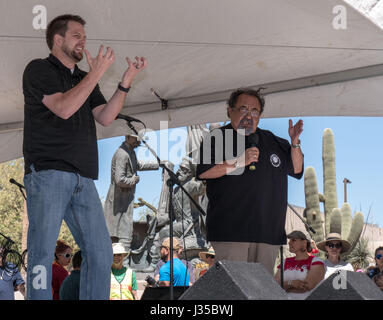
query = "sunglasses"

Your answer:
(376, 254), (382, 260)
(326, 242), (342, 249)
(205, 254), (215, 259)
(61, 253), (73, 258)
